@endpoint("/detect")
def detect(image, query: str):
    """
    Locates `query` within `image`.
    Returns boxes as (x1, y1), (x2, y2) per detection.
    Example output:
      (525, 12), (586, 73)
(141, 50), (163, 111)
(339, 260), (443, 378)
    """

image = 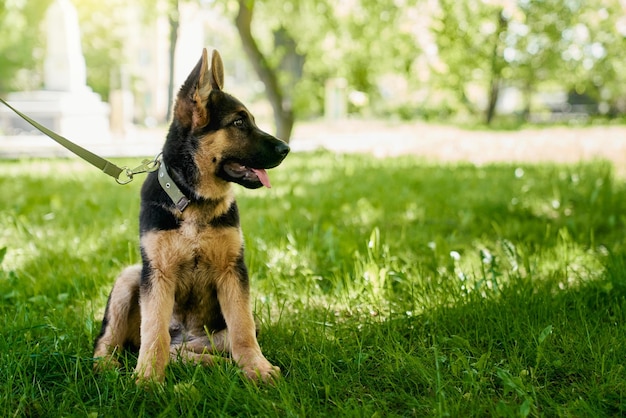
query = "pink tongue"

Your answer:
(251, 168), (271, 188)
